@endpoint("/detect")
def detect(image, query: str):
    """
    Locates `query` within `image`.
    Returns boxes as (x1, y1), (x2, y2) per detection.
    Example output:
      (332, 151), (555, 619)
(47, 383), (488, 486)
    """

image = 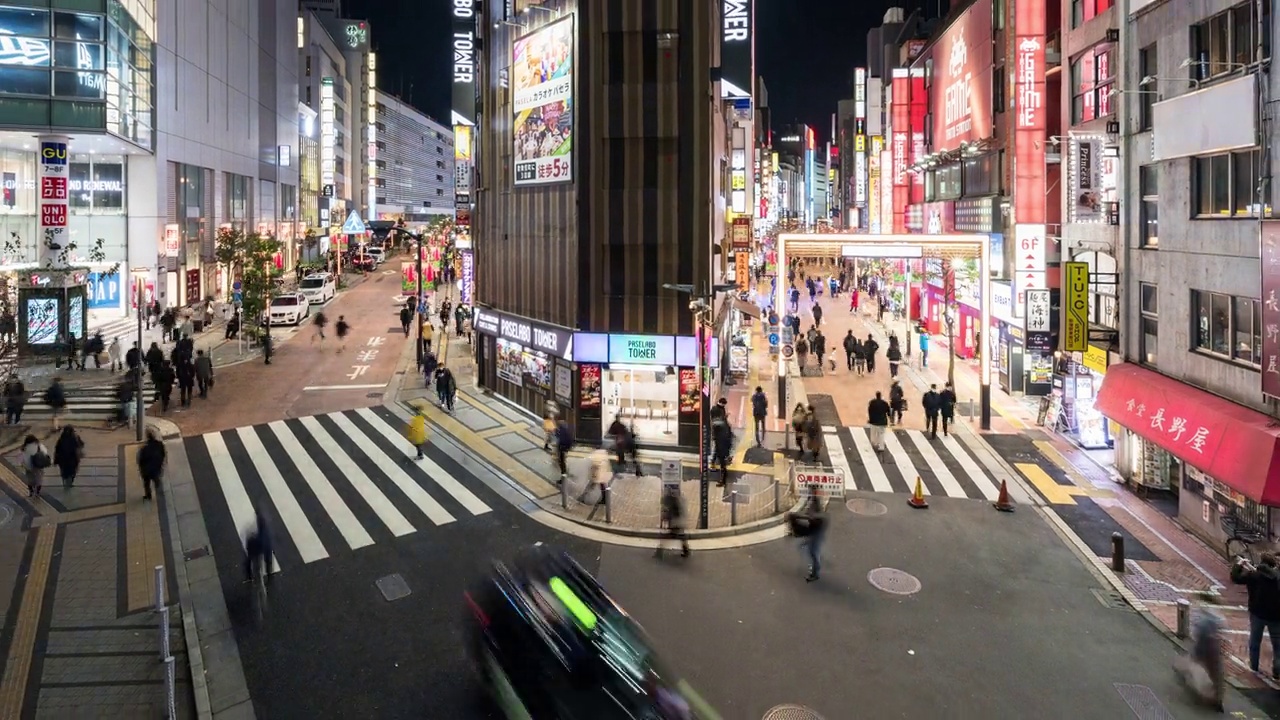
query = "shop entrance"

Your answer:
(774, 232), (995, 429)
(601, 365), (680, 446)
